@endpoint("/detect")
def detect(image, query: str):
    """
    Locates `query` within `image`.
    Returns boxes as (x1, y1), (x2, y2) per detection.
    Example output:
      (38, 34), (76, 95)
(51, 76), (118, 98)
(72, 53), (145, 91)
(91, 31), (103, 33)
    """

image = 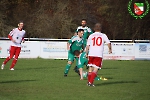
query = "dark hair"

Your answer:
(81, 19), (87, 22)
(74, 50), (80, 56)
(77, 29), (84, 33)
(94, 23), (102, 31)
